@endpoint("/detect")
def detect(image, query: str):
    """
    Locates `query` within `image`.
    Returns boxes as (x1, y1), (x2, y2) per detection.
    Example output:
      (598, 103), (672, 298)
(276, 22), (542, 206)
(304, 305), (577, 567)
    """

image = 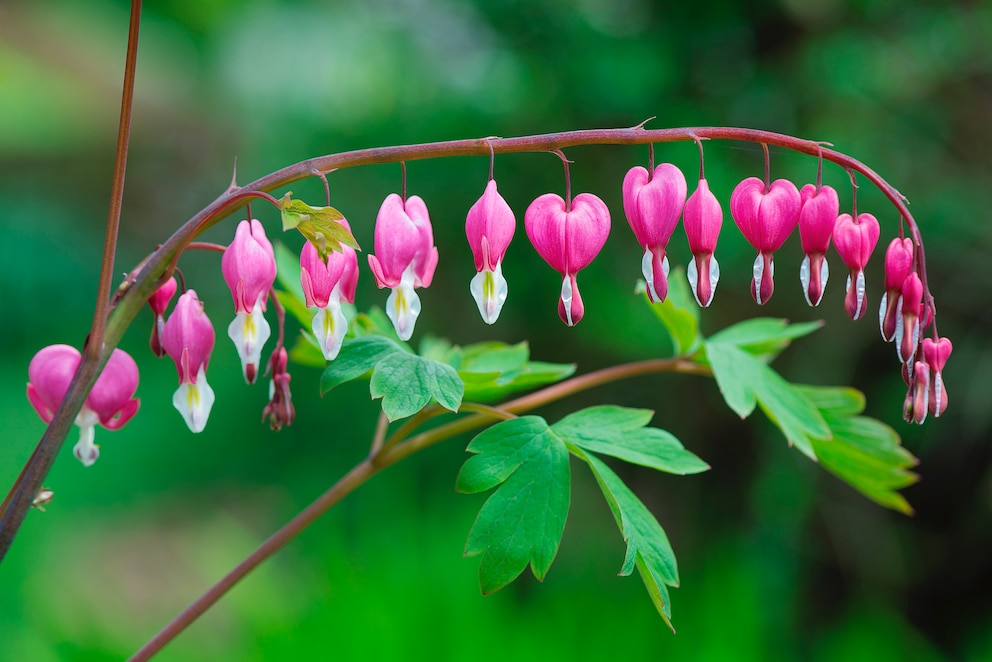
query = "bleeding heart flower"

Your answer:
(903, 360), (931, 425)
(683, 178), (723, 307)
(368, 194), (439, 341)
(147, 276), (178, 358)
(525, 193), (611, 326)
(222, 220), (276, 384)
(161, 289), (216, 433)
(27, 344), (140, 466)
(879, 237), (914, 342)
(730, 177), (801, 305)
(300, 218), (359, 360)
(622, 163), (687, 303)
(797, 184), (839, 307)
(922, 336), (952, 418)
(897, 273), (924, 366)
(832, 212), (880, 321)
(466, 180), (516, 324)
